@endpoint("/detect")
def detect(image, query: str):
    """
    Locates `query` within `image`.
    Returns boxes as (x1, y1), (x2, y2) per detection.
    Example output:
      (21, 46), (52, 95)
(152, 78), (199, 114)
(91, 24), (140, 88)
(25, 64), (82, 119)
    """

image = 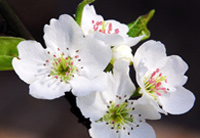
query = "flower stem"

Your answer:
(131, 87), (142, 98)
(0, 0), (34, 39)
